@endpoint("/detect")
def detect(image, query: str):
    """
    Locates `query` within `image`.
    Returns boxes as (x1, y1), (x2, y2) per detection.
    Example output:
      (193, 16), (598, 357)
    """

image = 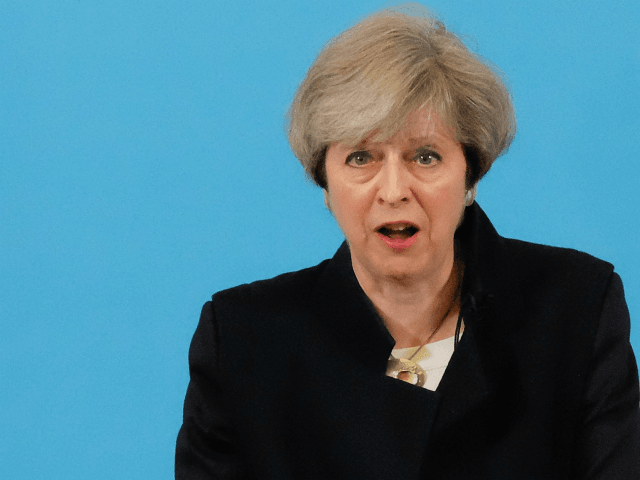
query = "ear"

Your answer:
(464, 184), (477, 206)
(323, 189), (331, 211)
